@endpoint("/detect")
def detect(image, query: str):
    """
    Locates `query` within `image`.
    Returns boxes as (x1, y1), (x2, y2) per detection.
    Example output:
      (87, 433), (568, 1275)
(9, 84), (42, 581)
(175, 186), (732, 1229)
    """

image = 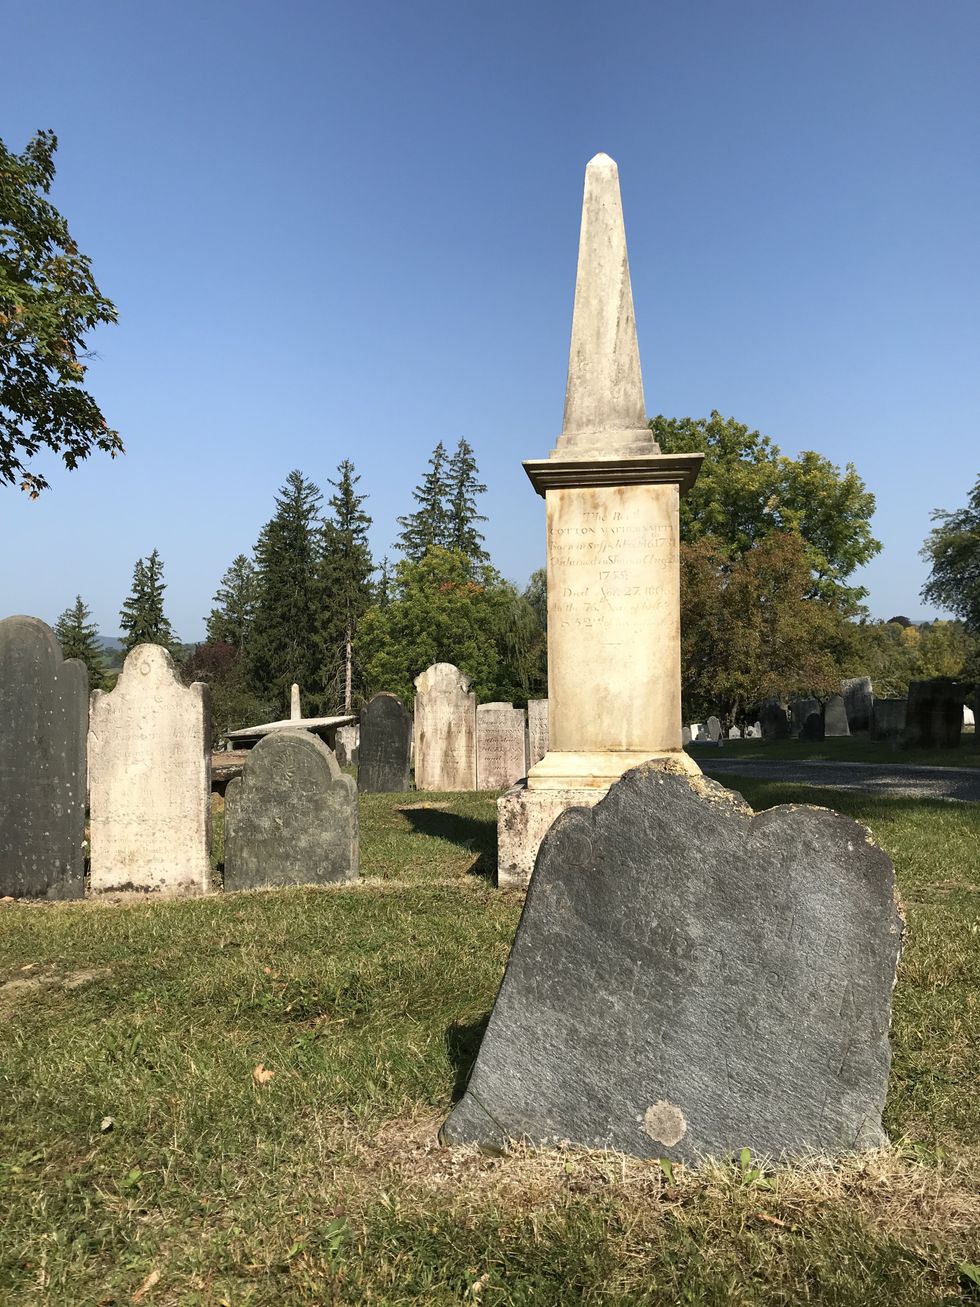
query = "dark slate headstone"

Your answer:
(871, 698), (906, 744)
(800, 709), (825, 741)
(224, 728), (358, 890)
(441, 767), (902, 1164)
(790, 697), (821, 738)
(823, 694), (850, 738)
(759, 699), (790, 741)
(707, 715), (722, 742)
(902, 679), (964, 749)
(0, 616), (87, 899)
(357, 692), (412, 792)
(841, 677), (873, 733)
